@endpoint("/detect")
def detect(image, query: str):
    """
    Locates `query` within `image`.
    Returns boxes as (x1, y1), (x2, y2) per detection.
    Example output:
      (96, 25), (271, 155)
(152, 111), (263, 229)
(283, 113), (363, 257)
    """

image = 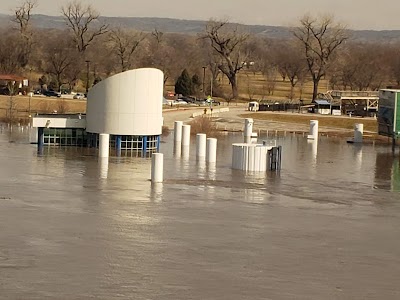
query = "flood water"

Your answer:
(1, 126), (400, 299)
